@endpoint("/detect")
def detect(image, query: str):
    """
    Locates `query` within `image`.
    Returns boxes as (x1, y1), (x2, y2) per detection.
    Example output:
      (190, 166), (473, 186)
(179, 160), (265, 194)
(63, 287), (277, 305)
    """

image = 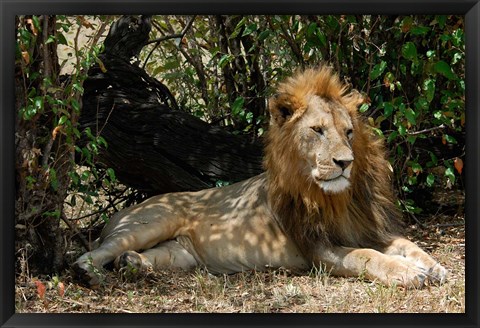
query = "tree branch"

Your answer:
(142, 15), (196, 70)
(407, 124), (445, 136)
